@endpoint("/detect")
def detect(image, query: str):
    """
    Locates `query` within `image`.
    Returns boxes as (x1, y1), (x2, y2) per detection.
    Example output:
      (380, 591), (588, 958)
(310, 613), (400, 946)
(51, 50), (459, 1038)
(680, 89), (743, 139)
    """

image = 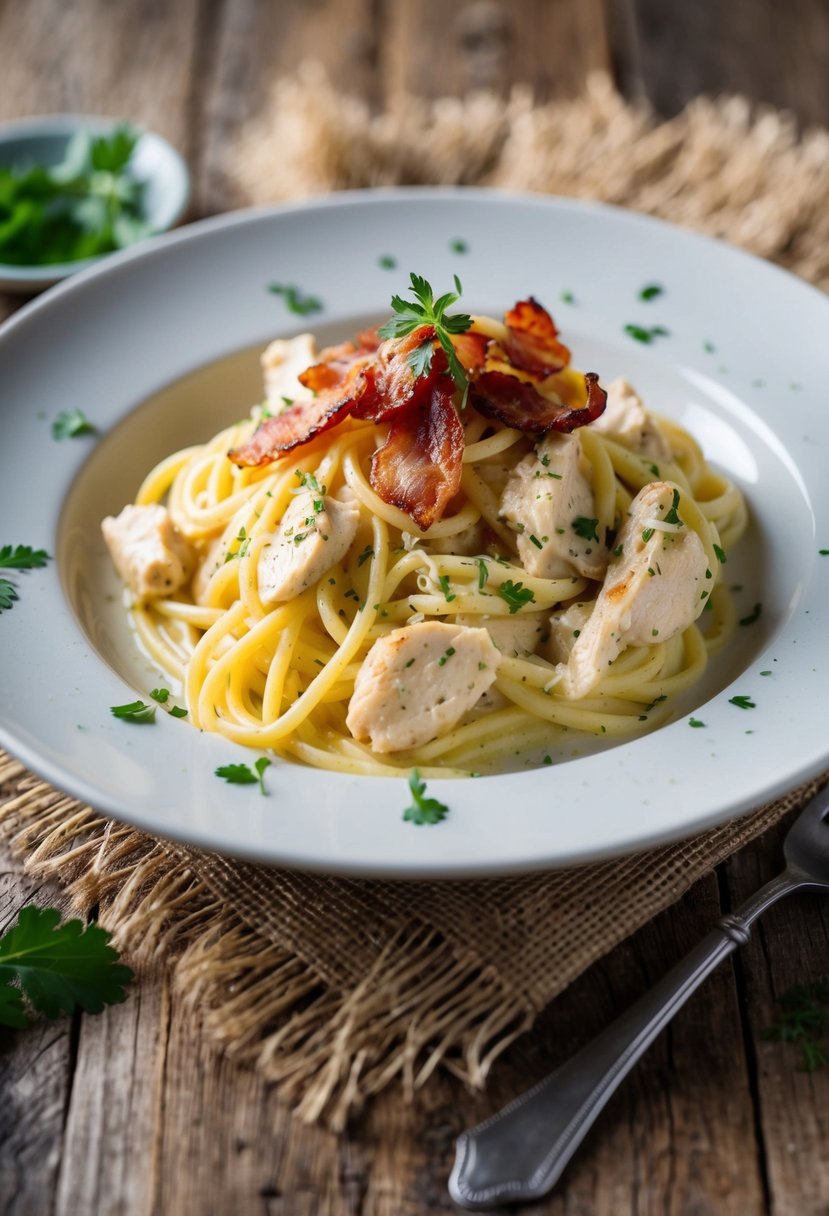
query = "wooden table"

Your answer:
(1, 2), (828, 1212)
